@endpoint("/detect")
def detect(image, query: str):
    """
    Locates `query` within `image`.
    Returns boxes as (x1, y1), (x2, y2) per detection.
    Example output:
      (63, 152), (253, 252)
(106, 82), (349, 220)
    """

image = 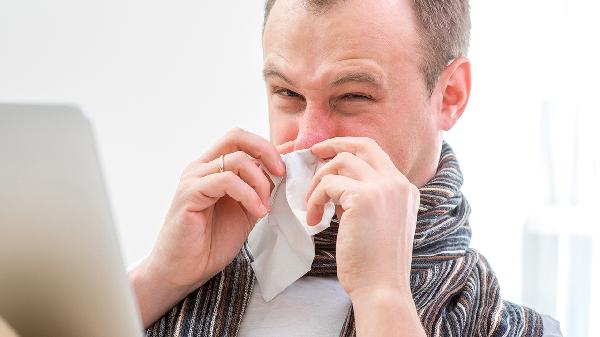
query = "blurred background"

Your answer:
(0, 0), (598, 335)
